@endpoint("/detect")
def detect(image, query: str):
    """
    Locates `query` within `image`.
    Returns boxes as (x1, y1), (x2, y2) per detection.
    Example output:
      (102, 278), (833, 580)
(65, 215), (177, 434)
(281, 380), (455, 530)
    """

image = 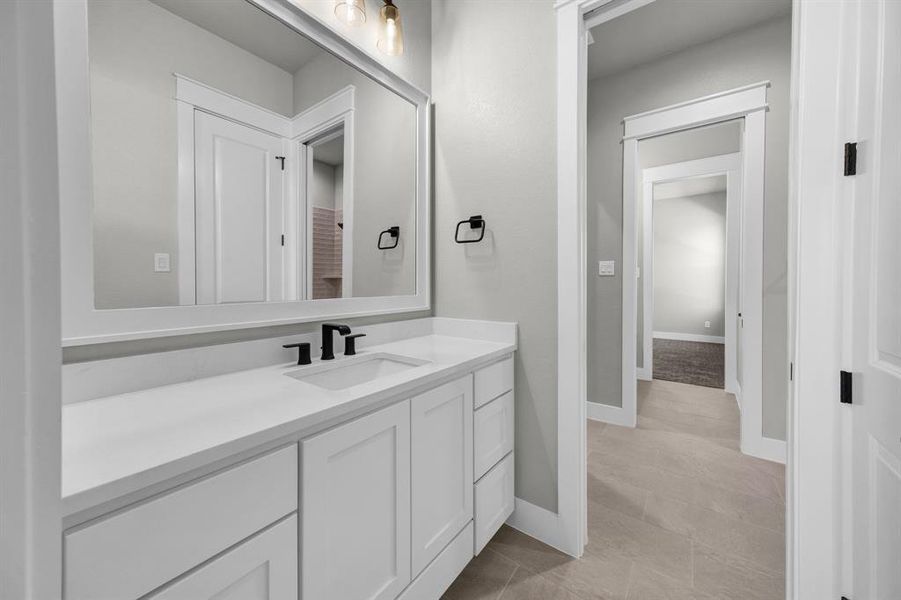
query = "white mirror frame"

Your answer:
(55, 0), (430, 346)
